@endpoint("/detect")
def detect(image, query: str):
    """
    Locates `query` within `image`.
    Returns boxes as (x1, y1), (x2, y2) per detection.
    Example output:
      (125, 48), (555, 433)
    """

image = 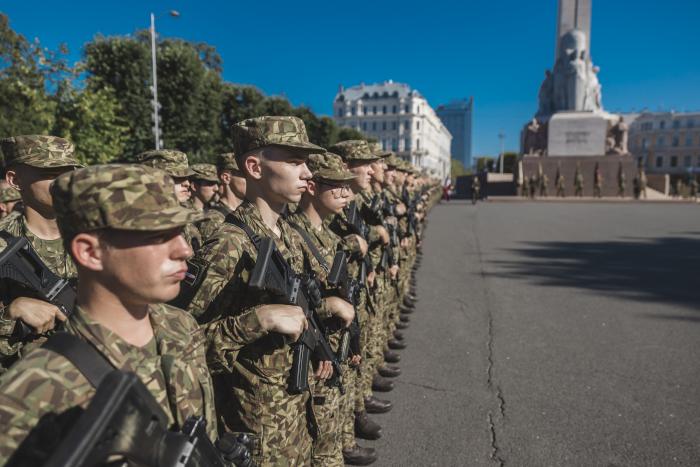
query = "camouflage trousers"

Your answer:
(213, 373), (313, 466)
(311, 380), (343, 467)
(339, 363), (360, 450)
